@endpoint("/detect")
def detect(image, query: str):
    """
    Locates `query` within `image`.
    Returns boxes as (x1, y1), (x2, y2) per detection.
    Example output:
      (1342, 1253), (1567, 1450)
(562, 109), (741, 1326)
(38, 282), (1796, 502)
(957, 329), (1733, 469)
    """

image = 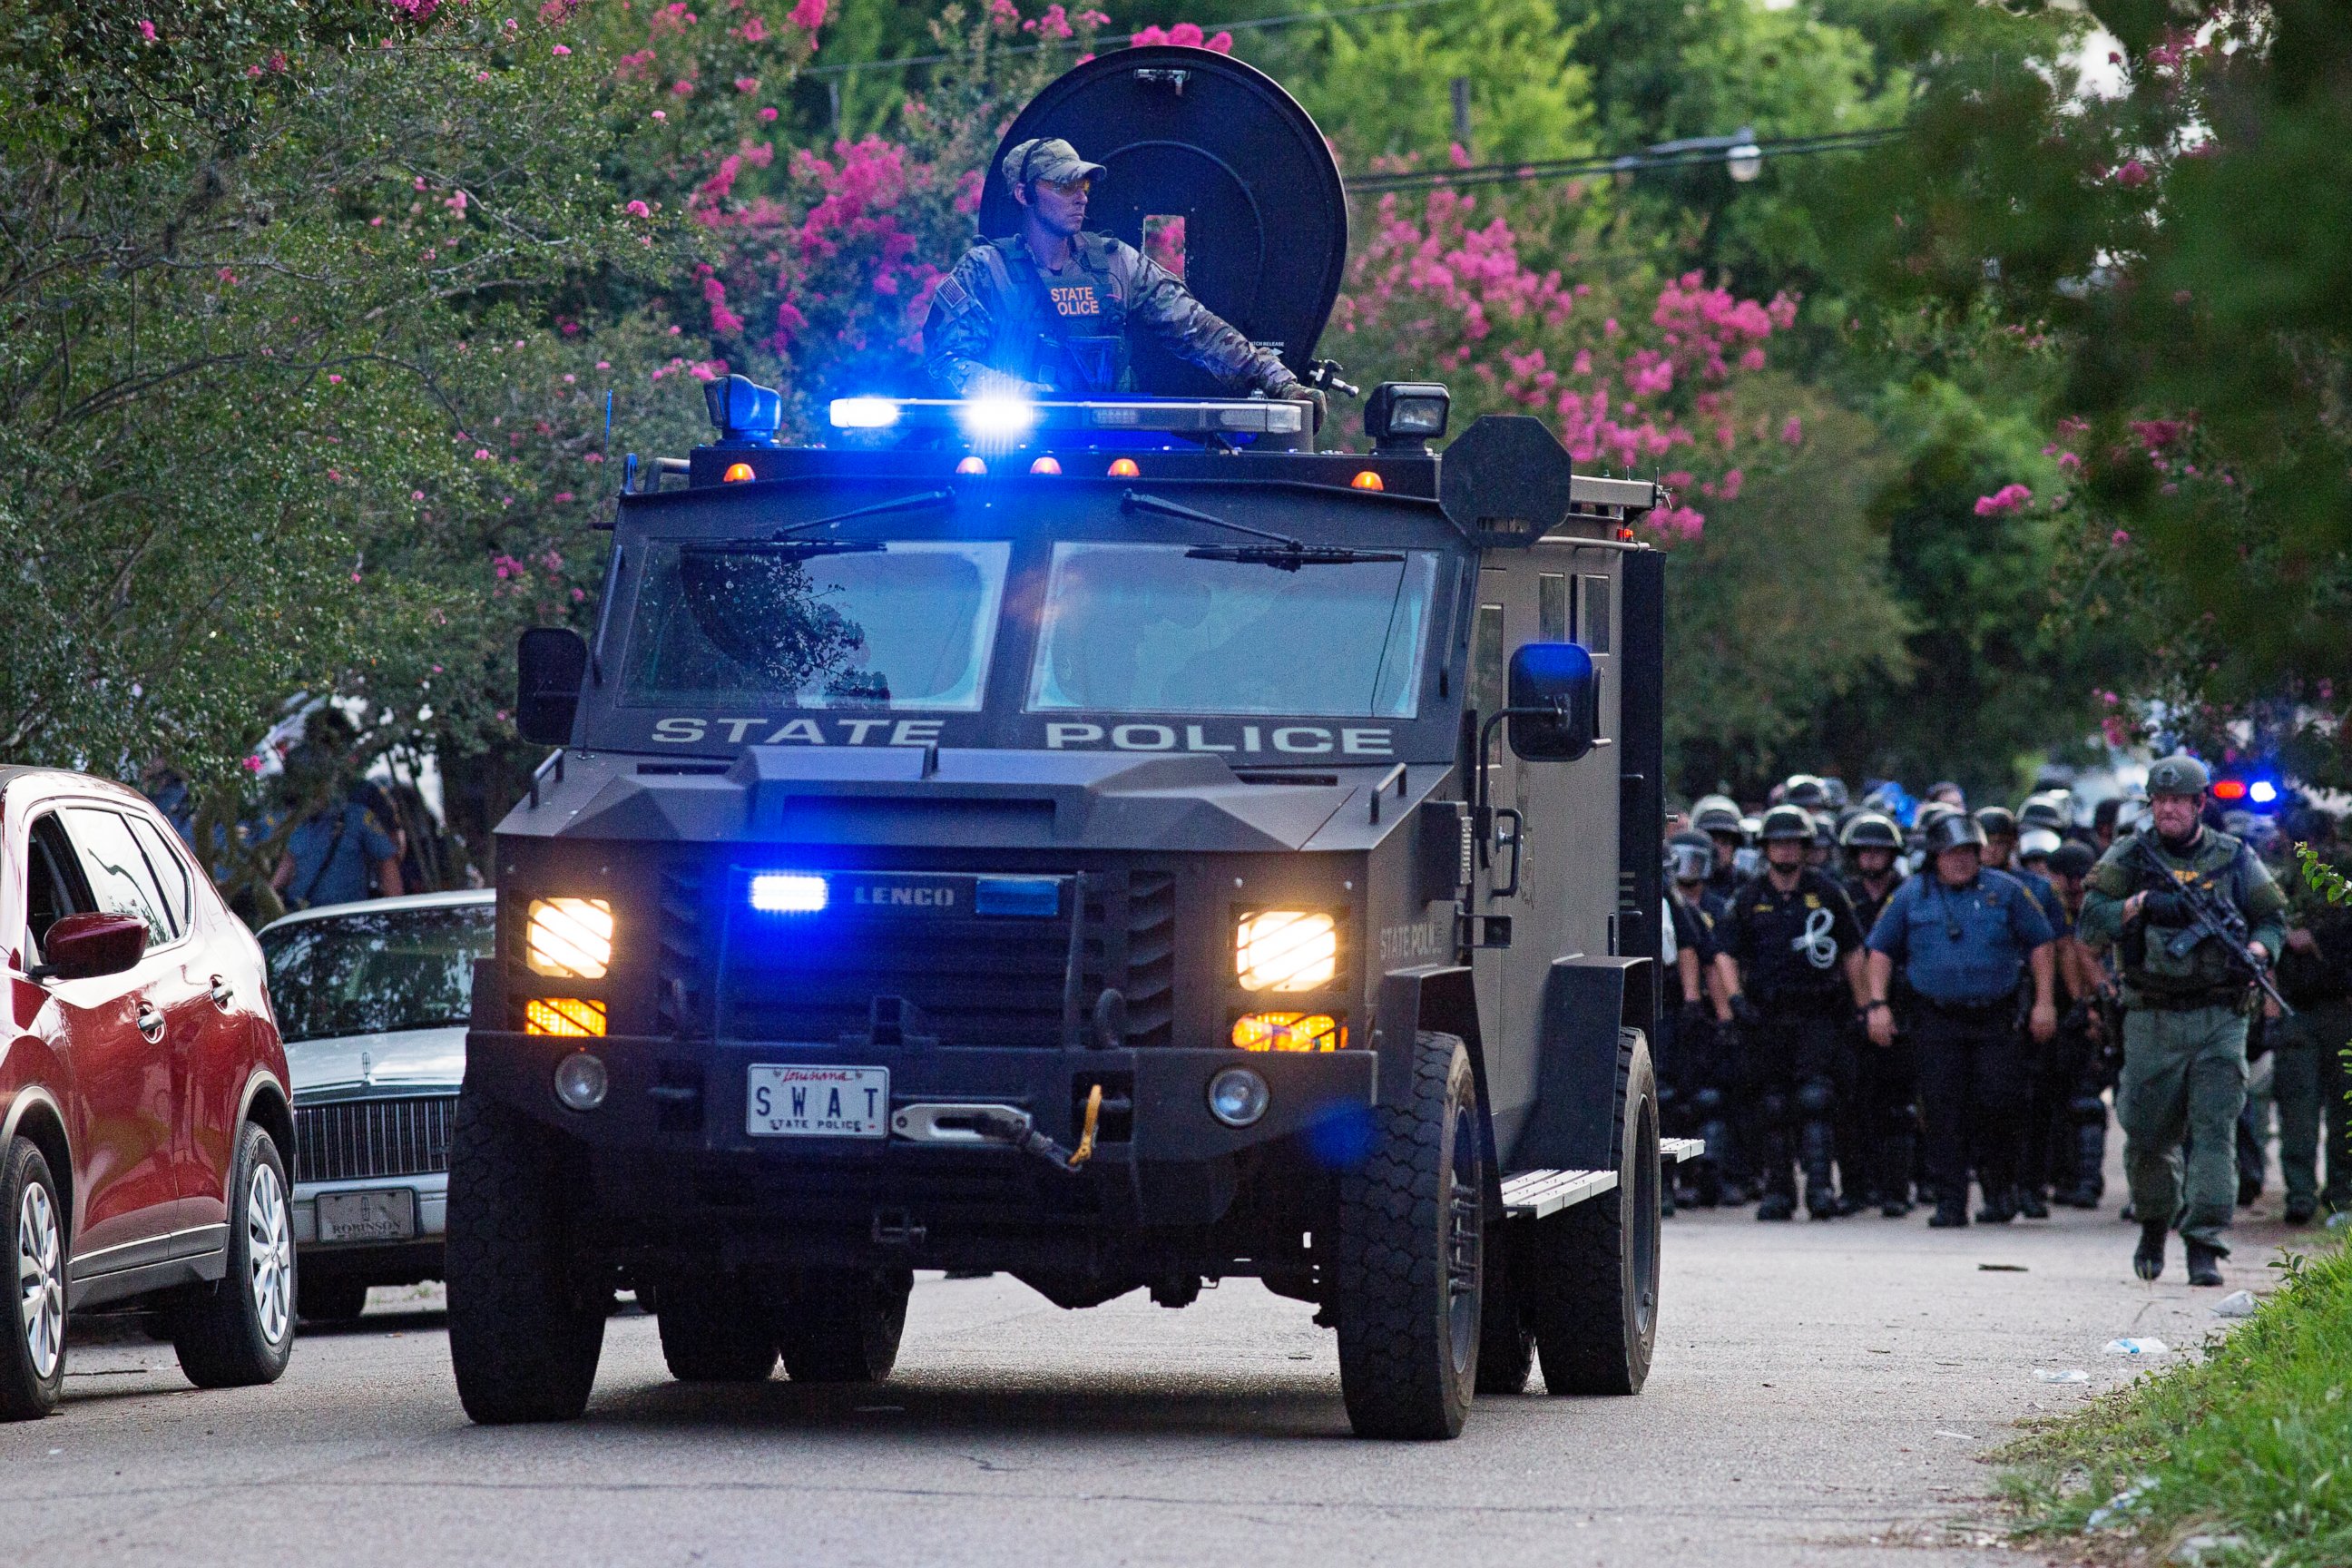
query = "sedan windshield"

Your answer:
(1027, 544), (1439, 717)
(261, 905), (494, 1044)
(624, 539), (1009, 710)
